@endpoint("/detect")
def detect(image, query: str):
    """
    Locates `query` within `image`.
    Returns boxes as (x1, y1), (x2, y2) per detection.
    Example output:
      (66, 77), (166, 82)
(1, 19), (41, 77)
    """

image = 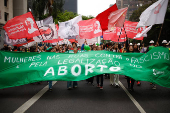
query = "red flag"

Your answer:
(103, 27), (126, 42)
(108, 7), (128, 31)
(96, 4), (118, 31)
(103, 30), (113, 40)
(124, 21), (146, 40)
(78, 18), (102, 39)
(3, 12), (40, 39)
